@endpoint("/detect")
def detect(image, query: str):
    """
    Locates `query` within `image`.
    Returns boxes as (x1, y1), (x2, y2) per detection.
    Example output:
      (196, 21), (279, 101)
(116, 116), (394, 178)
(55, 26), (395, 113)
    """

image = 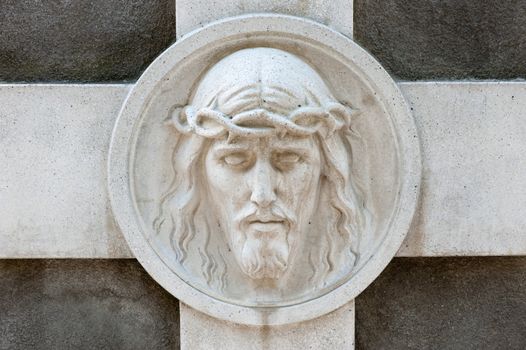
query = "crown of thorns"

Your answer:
(171, 103), (354, 139)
